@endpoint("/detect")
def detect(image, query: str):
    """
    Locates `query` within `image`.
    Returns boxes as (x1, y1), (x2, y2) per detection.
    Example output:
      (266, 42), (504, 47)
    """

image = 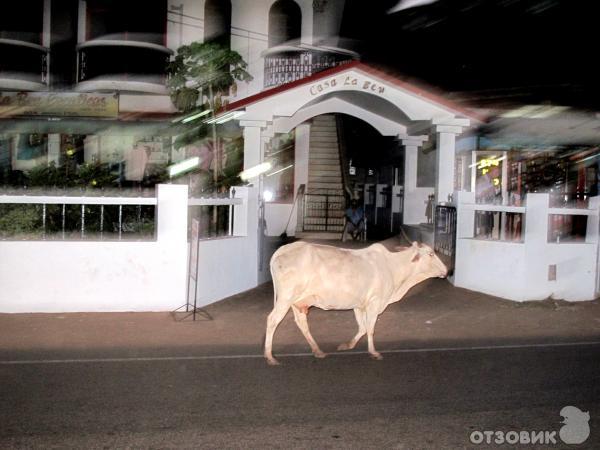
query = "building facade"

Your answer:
(1, 0), (599, 310)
